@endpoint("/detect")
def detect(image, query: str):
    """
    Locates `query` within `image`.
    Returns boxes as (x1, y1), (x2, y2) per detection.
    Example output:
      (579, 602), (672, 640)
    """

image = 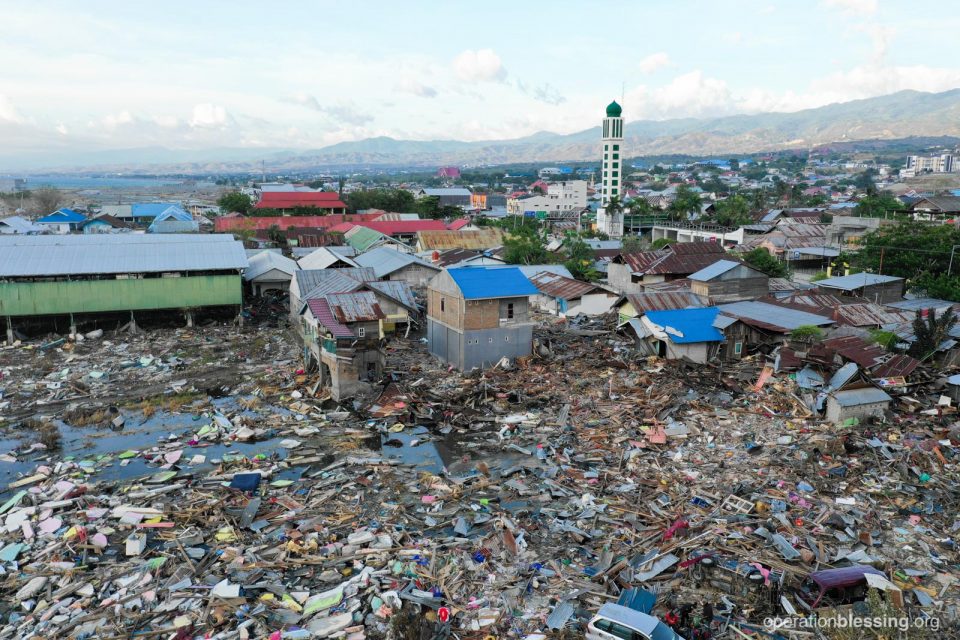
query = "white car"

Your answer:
(585, 604), (687, 640)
